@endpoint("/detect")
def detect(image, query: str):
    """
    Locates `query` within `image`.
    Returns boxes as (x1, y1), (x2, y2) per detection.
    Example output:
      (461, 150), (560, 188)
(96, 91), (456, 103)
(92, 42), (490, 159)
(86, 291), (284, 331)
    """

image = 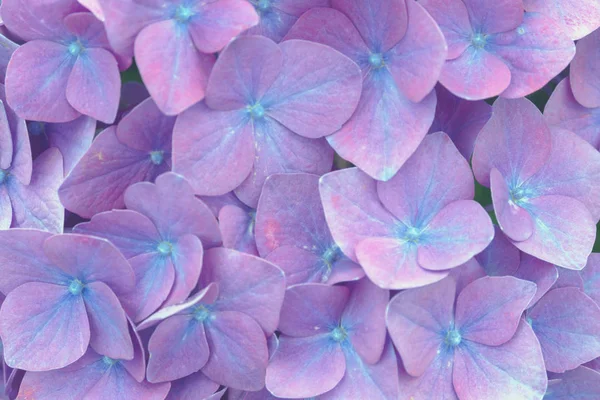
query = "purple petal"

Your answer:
(8, 147), (64, 232)
(5, 40), (79, 123)
(189, 0), (258, 53)
(319, 168), (396, 261)
(74, 209), (160, 259)
(84, 281), (134, 360)
(429, 85), (492, 159)
(514, 254), (558, 306)
(528, 287), (600, 373)
(147, 315), (209, 382)
(475, 225), (520, 276)
(385, 0), (447, 103)
(200, 191), (246, 218)
(219, 205), (258, 256)
(331, 0), (407, 52)
(135, 19), (215, 115)
(341, 279), (388, 364)
(43, 233), (135, 298)
(387, 277), (455, 377)
(0, 282), (89, 371)
(205, 35), (283, 111)
(513, 195), (596, 270)
(555, 267), (585, 290)
(43, 116), (96, 175)
(545, 367), (600, 400)
(452, 321), (547, 400)
(455, 276), (536, 346)
(570, 28), (600, 108)
(262, 40), (362, 138)
(356, 237), (449, 289)
(78, 0), (105, 21)
(462, 0), (523, 33)
(166, 372), (220, 400)
(377, 132), (473, 222)
(0, 229), (64, 293)
(399, 350), (457, 400)
(419, 0), (471, 59)
(472, 97), (551, 187)
(0, 98), (13, 170)
(203, 311), (268, 391)
(544, 77), (600, 150)
(1, 0), (76, 41)
(580, 254), (600, 305)
(265, 334), (345, 398)
(63, 11), (110, 48)
(201, 247), (285, 335)
(0, 35), (17, 85)
(165, 234), (205, 307)
(524, 0), (600, 40)
(0, 187), (10, 229)
(59, 126), (168, 218)
(490, 168), (534, 242)
(116, 97), (175, 153)
(124, 172), (222, 248)
(440, 47), (511, 101)
(449, 258), (487, 293)
(277, 283), (349, 337)
(493, 13), (575, 99)
(172, 104), (255, 196)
